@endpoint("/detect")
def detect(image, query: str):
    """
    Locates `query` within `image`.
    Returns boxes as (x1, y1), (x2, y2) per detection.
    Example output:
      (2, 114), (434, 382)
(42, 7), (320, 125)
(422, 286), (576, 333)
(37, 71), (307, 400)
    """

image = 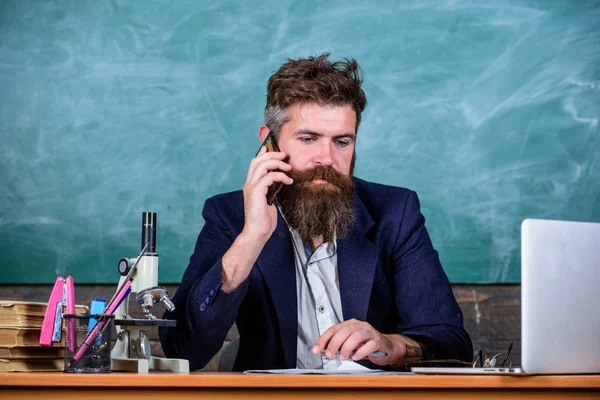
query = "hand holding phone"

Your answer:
(256, 131), (284, 205)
